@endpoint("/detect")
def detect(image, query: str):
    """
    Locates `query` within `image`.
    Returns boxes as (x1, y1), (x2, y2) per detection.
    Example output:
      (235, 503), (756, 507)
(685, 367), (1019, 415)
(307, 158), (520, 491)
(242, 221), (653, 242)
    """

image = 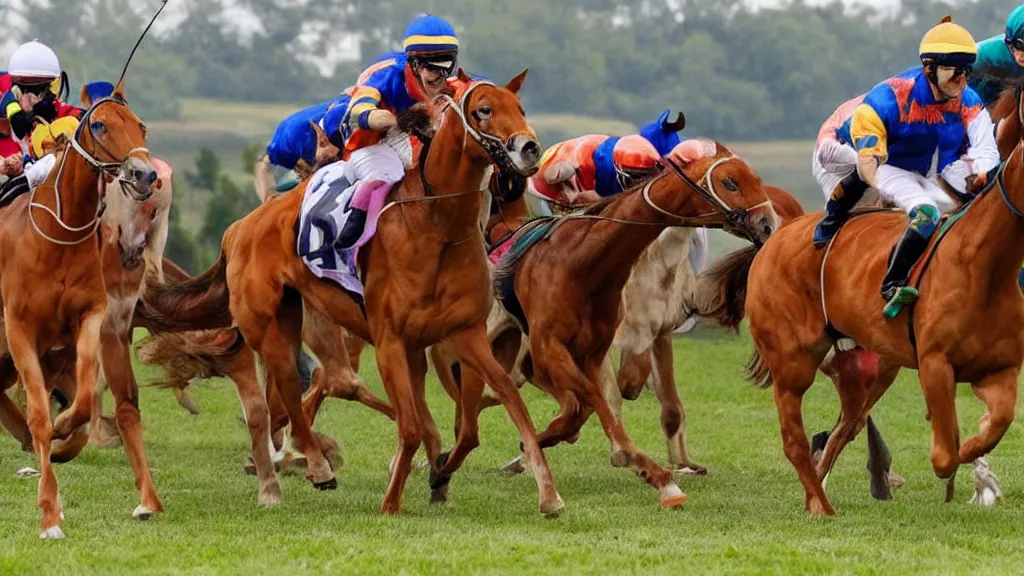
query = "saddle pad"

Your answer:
(296, 162), (391, 296)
